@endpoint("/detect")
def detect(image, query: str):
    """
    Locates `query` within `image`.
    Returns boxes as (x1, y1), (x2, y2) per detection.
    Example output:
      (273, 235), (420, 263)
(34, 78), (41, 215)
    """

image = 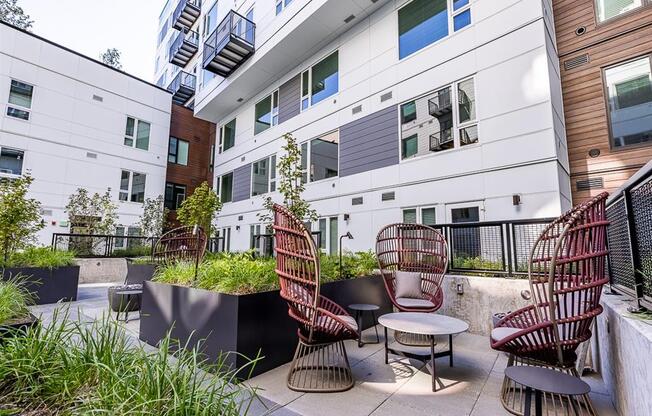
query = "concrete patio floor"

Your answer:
(30, 284), (619, 416)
